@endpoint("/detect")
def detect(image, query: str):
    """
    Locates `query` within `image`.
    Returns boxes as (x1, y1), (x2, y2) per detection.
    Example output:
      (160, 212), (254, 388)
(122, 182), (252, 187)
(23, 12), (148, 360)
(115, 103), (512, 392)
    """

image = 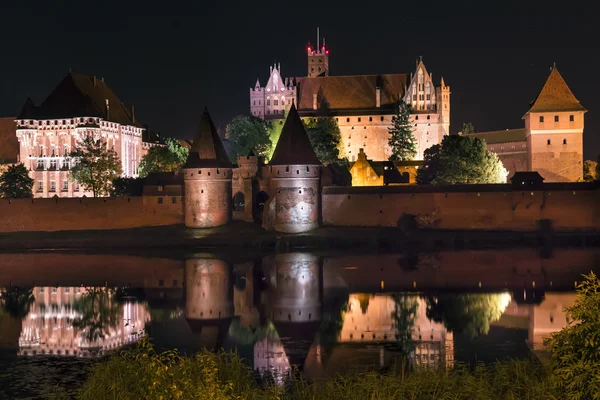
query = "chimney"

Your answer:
(105, 99), (110, 120)
(93, 76), (97, 86)
(376, 87), (381, 108)
(312, 93), (318, 110)
(132, 105), (135, 123)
